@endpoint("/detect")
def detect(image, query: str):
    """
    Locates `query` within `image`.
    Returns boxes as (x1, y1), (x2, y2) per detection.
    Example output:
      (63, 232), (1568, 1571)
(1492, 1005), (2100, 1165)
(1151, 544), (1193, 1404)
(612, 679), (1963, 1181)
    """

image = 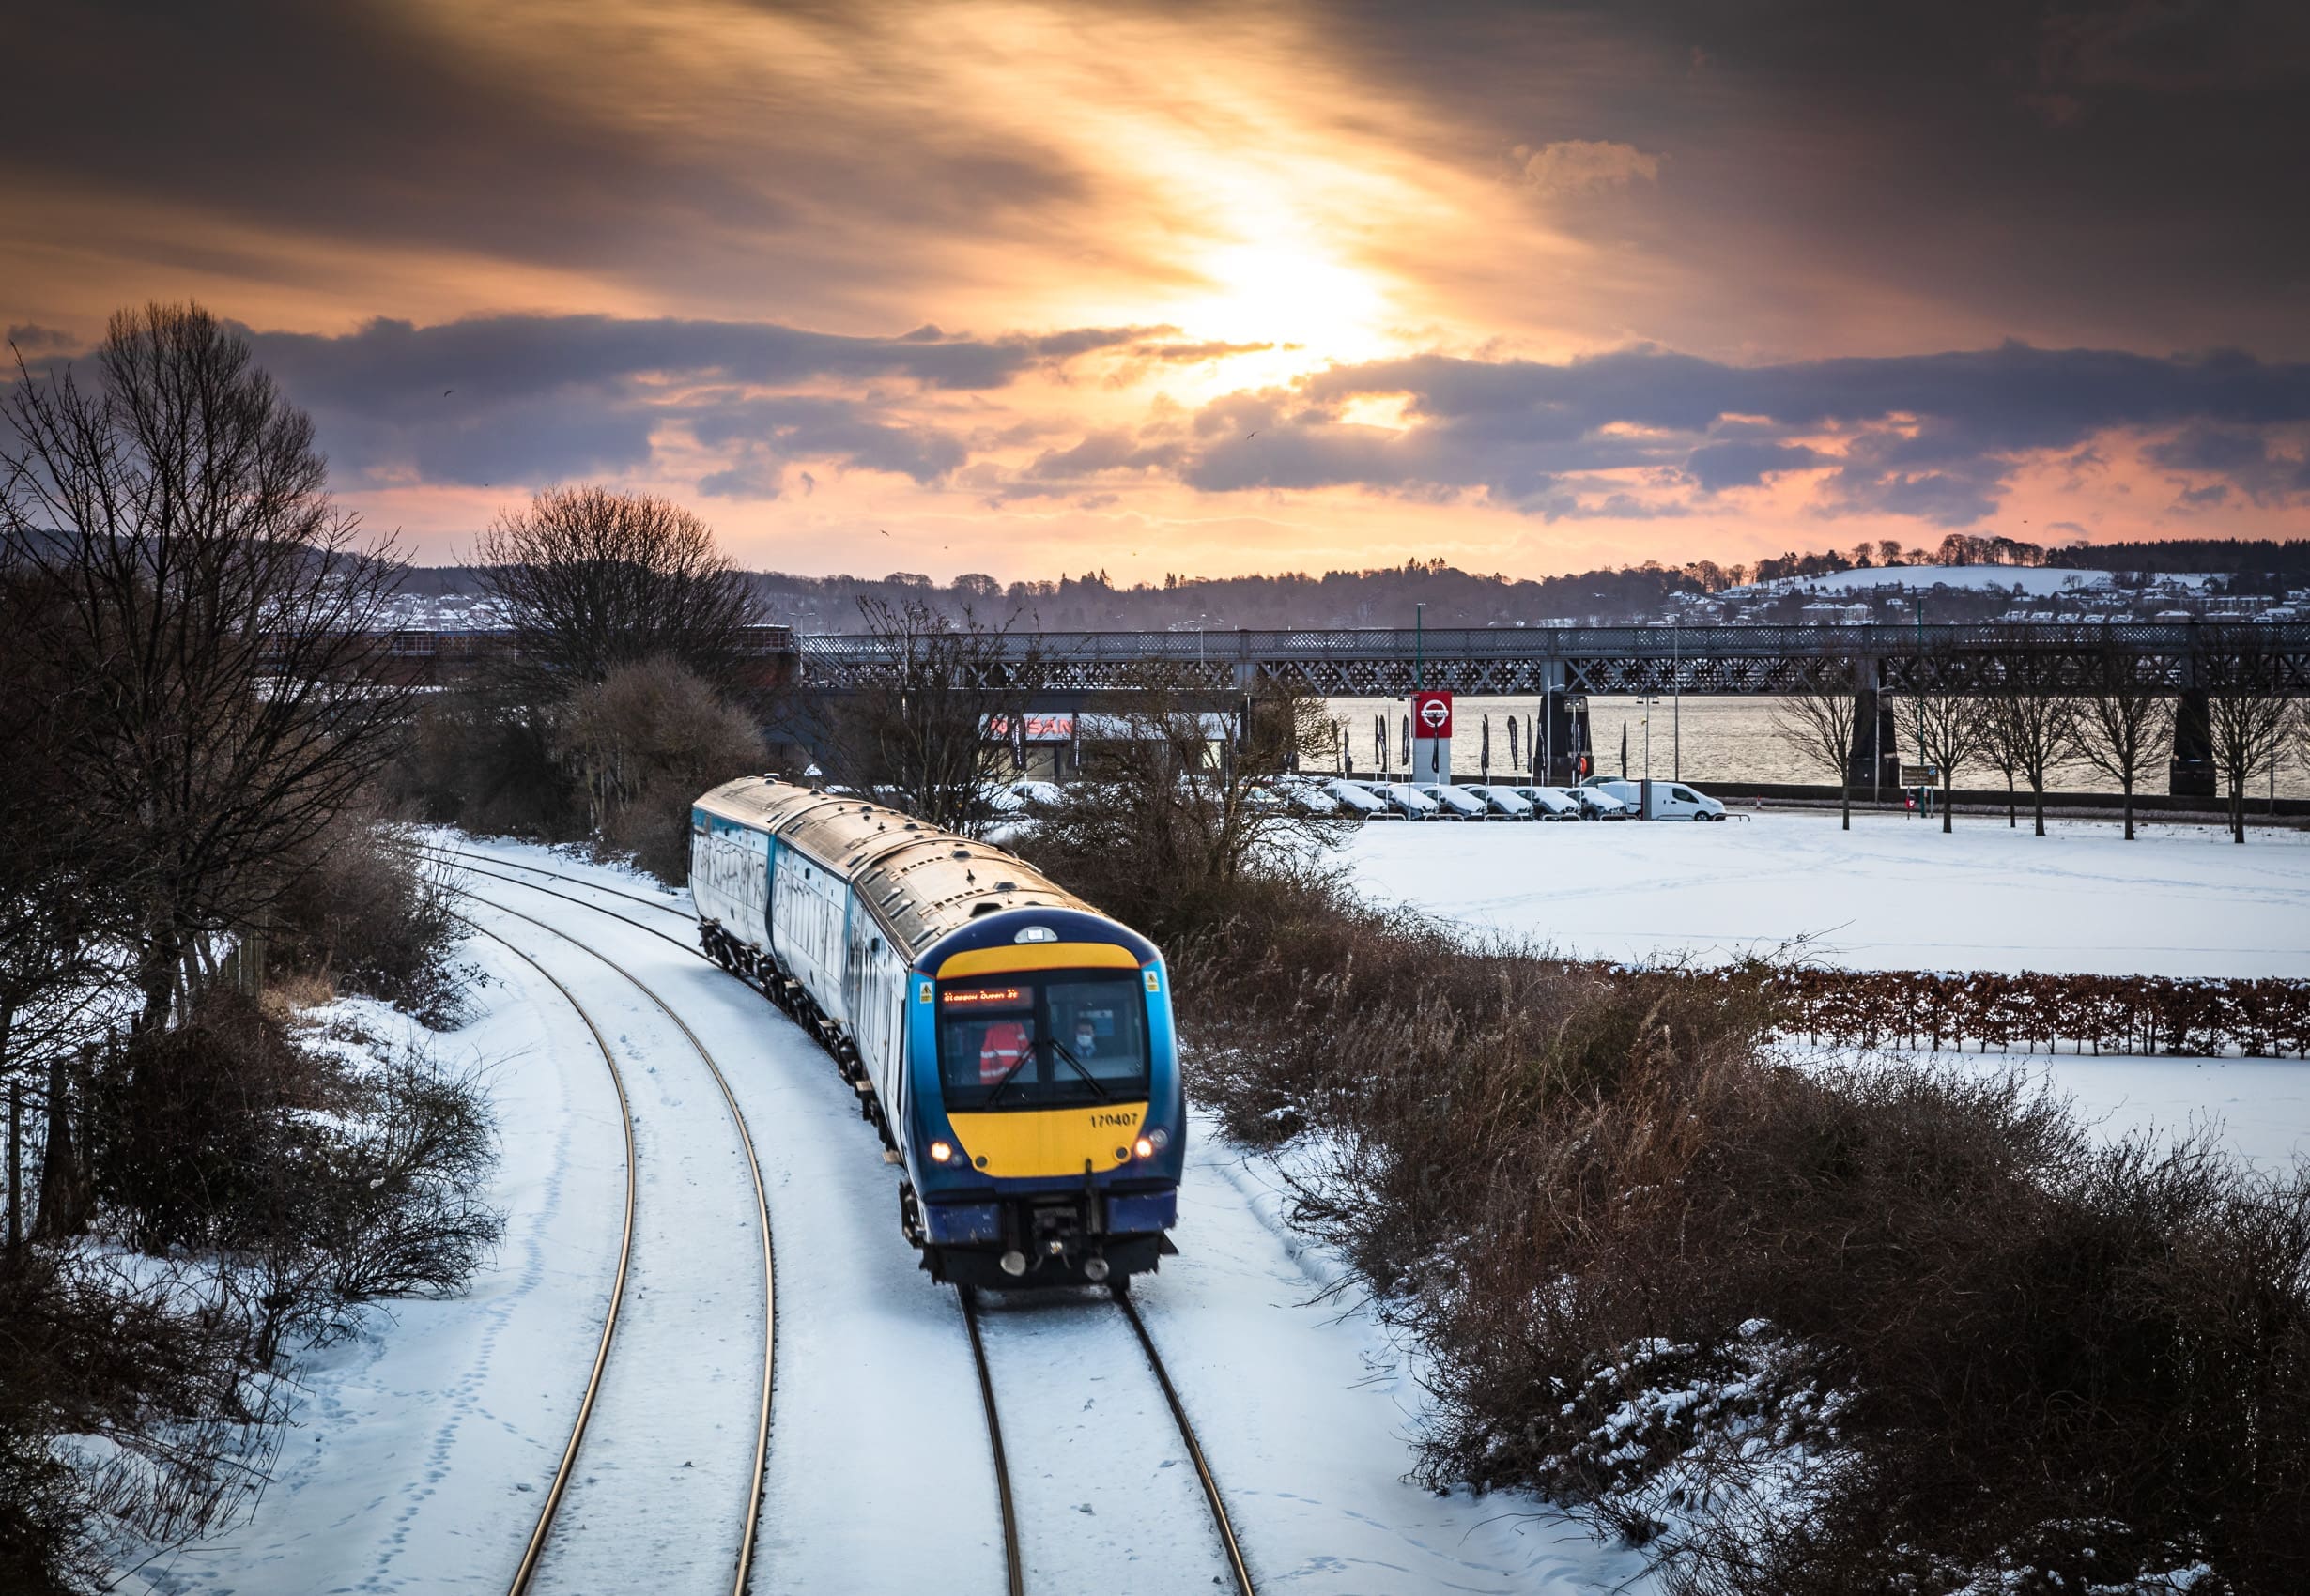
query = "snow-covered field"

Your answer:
(164, 839), (1656, 1596)
(1344, 809), (2310, 977)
